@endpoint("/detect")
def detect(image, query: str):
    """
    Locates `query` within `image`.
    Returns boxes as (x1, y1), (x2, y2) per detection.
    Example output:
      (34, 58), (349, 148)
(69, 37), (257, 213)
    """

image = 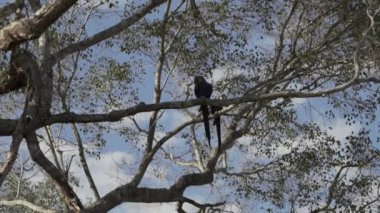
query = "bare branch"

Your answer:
(146, 0), (172, 152)
(71, 123), (100, 201)
(182, 197), (226, 211)
(190, 124), (206, 172)
(129, 117), (198, 187)
(52, 0), (166, 62)
(84, 100), (271, 211)
(272, 0), (299, 74)
(44, 126), (63, 172)
(25, 132), (83, 211)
